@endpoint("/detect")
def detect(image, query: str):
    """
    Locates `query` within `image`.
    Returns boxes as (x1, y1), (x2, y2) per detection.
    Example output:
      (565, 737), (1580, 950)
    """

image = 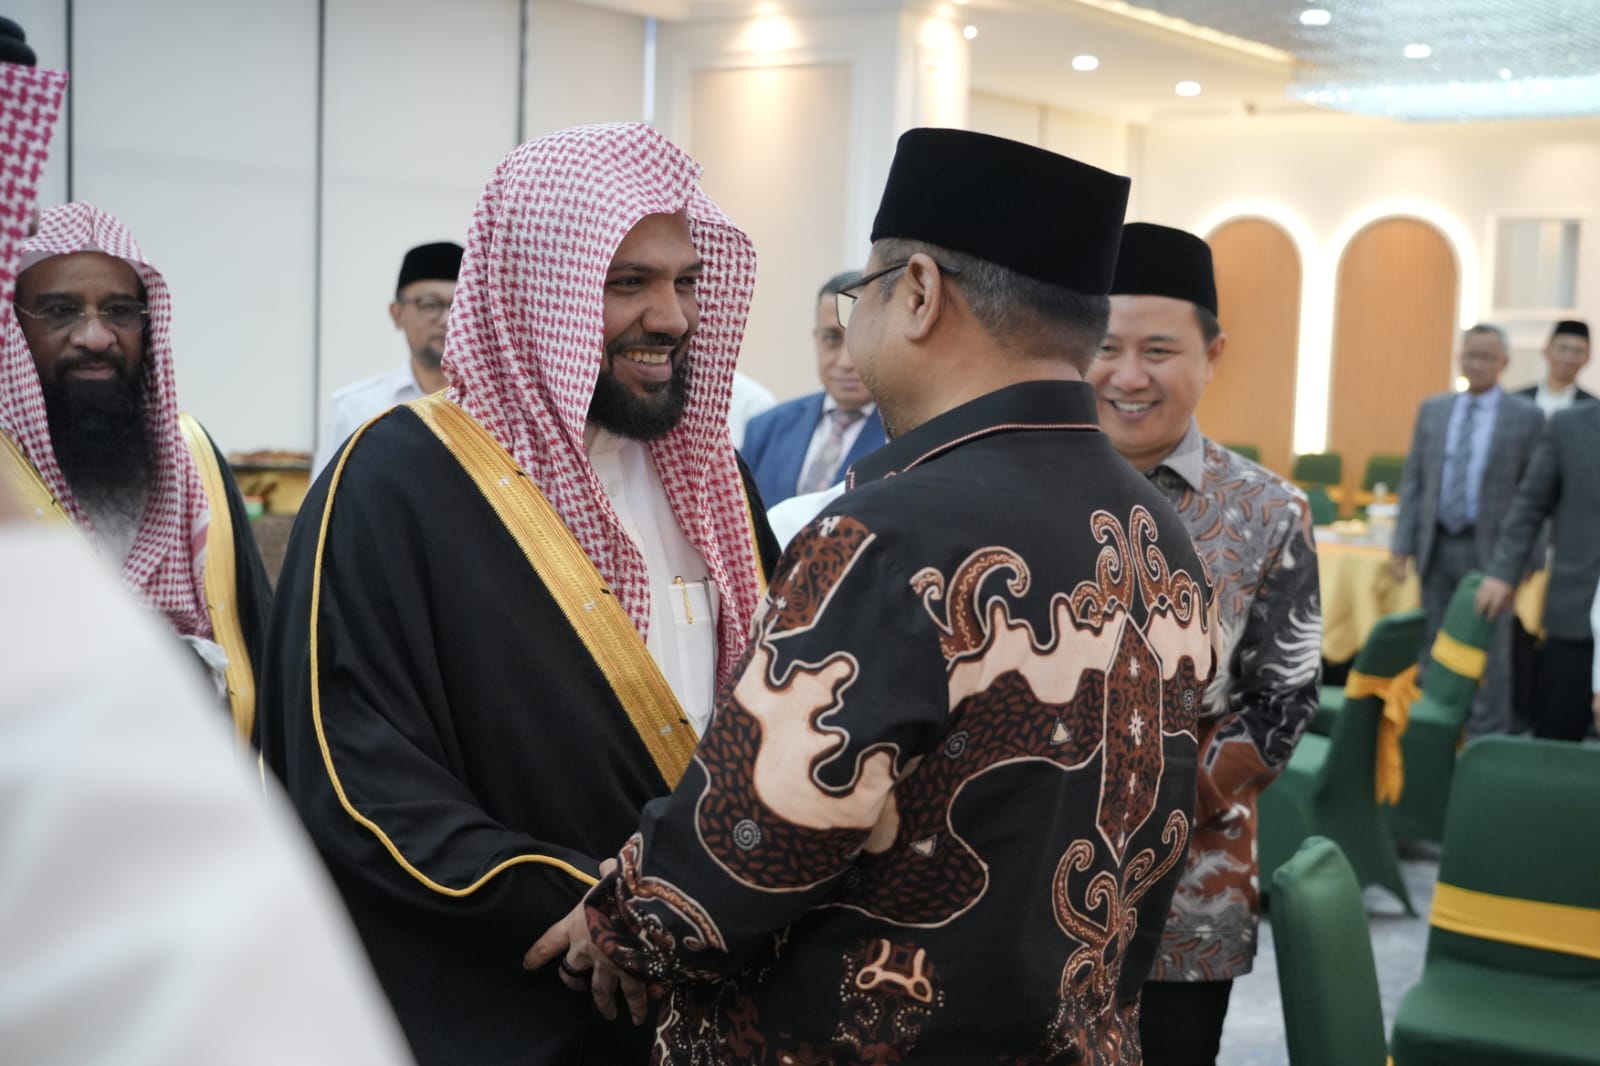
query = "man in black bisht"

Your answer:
(532, 128), (1217, 1065)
